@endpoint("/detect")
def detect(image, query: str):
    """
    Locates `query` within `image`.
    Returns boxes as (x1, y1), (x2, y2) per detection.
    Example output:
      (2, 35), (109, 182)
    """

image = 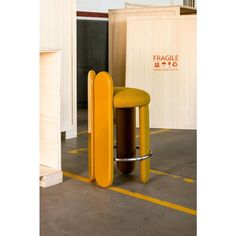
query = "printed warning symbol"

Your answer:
(153, 54), (179, 71)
